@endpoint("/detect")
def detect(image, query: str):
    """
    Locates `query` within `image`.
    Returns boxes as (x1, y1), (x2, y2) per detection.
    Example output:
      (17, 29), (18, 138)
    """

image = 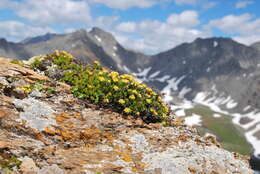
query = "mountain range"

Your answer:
(1, 27), (260, 170)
